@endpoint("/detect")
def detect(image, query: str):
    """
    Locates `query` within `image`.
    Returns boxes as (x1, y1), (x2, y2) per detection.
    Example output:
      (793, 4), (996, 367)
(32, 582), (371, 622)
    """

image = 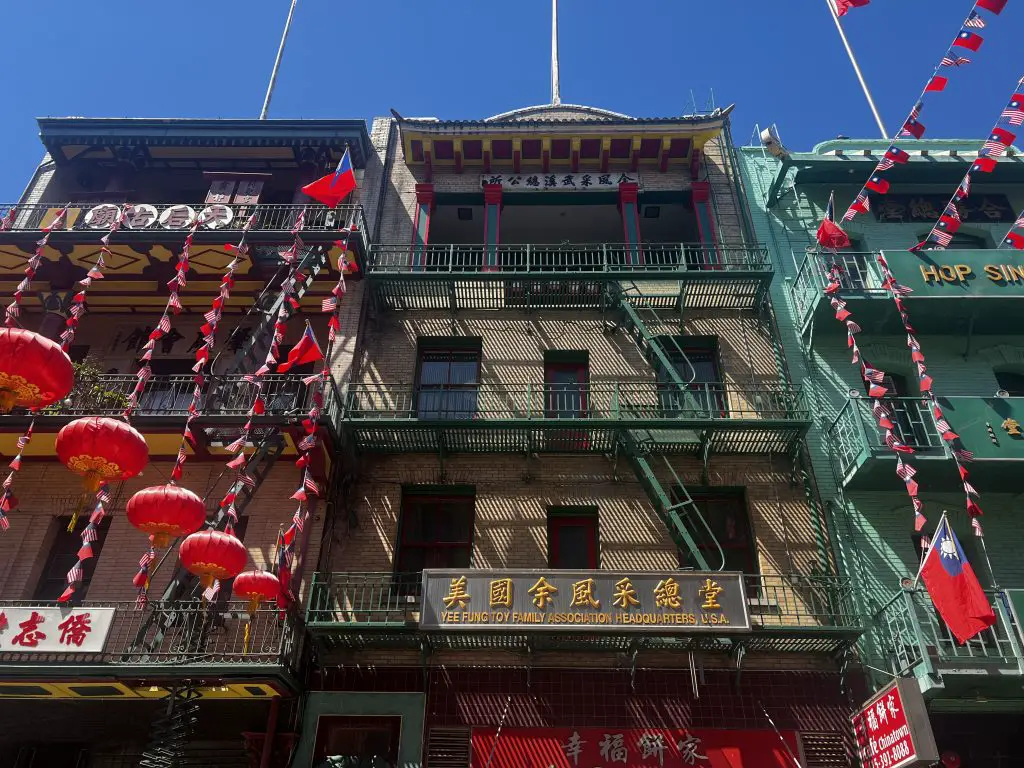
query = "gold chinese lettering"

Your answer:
(698, 578), (723, 610)
(653, 577), (683, 609)
(443, 576), (471, 609)
(612, 577), (640, 609)
(1002, 418), (1021, 436)
(489, 578), (513, 607)
(570, 578), (600, 608)
(528, 577), (558, 608)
